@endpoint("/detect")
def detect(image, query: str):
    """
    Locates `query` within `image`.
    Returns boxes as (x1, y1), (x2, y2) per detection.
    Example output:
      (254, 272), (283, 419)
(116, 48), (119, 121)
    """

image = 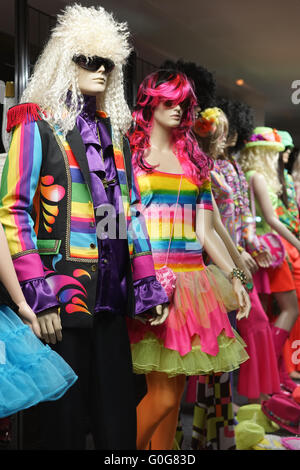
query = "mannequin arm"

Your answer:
(252, 172), (300, 252)
(0, 222), (41, 337)
(196, 207), (250, 319)
(0, 120), (61, 343)
(211, 195), (253, 282)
